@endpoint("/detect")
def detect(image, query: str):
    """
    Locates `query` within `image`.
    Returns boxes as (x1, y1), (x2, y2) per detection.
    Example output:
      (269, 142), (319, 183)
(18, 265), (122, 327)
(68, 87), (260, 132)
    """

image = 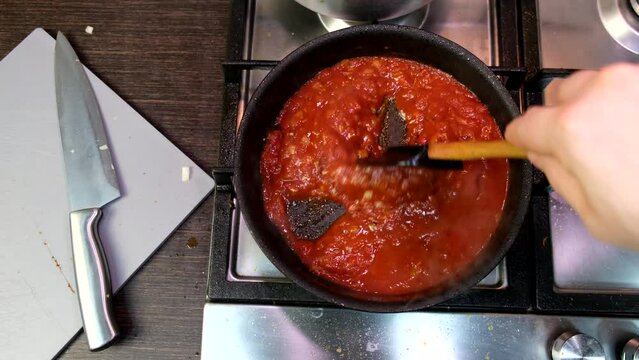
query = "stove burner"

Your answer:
(318, 4), (430, 32)
(598, 0), (639, 54)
